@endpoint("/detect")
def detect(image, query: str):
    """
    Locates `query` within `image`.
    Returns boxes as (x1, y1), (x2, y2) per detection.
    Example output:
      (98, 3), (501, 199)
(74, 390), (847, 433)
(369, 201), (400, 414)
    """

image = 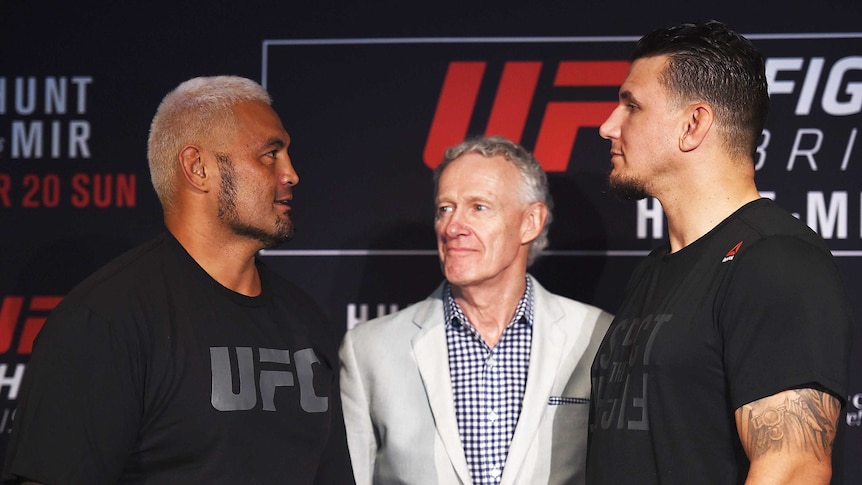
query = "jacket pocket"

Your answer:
(547, 396), (589, 405)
